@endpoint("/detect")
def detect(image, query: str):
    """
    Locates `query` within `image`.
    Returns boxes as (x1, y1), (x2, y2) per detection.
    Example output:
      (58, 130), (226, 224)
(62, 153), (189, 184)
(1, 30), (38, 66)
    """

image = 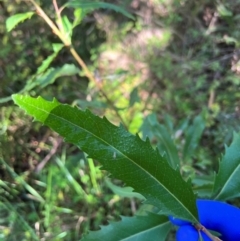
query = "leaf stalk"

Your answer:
(195, 223), (223, 241)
